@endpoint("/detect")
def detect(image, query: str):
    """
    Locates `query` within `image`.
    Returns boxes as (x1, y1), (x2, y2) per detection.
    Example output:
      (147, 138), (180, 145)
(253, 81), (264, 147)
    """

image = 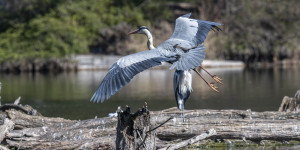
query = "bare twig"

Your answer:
(136, 117), (174, 150)
(147, 117), (174, 134)
(158, 129), (217, 150)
